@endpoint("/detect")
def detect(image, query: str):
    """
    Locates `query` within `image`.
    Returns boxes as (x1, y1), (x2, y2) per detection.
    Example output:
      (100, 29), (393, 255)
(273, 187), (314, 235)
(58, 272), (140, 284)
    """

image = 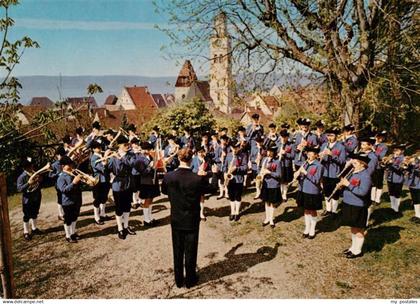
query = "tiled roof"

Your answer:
(104, 95), (118, 105)
(175, 60), (198, 87)
(125, 86), (157, 111)
(152, 94), (167, 108)
(196, 81), (212, 102)
(30, 97), (54, 107)
(65, 96), (98, 108)
(261, 95), (279, 109)
(164, 94), (175, 105)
